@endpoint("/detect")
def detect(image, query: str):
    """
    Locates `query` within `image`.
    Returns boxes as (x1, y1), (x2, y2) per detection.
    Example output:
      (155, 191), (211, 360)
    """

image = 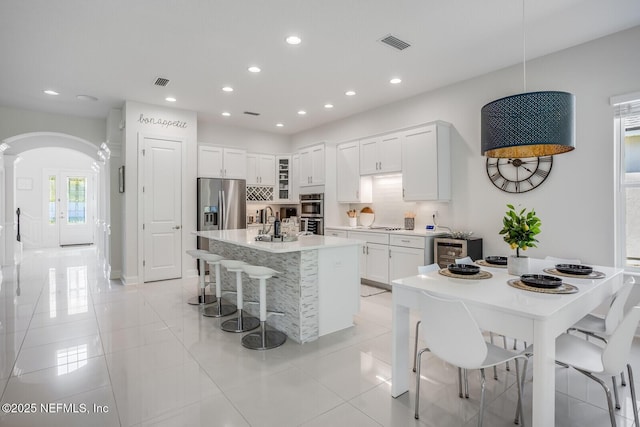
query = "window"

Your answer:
(614, 94), (640, 271)
(48, 176), (56, 224)
(66, 177), (86, 224)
